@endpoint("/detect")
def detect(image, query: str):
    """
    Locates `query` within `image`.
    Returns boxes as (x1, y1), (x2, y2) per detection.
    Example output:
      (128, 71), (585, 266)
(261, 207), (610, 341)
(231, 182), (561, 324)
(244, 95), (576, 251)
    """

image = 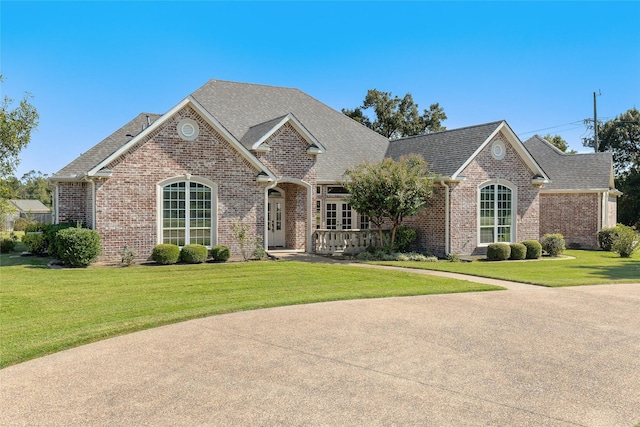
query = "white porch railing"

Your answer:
(314, 229), (387, 255)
